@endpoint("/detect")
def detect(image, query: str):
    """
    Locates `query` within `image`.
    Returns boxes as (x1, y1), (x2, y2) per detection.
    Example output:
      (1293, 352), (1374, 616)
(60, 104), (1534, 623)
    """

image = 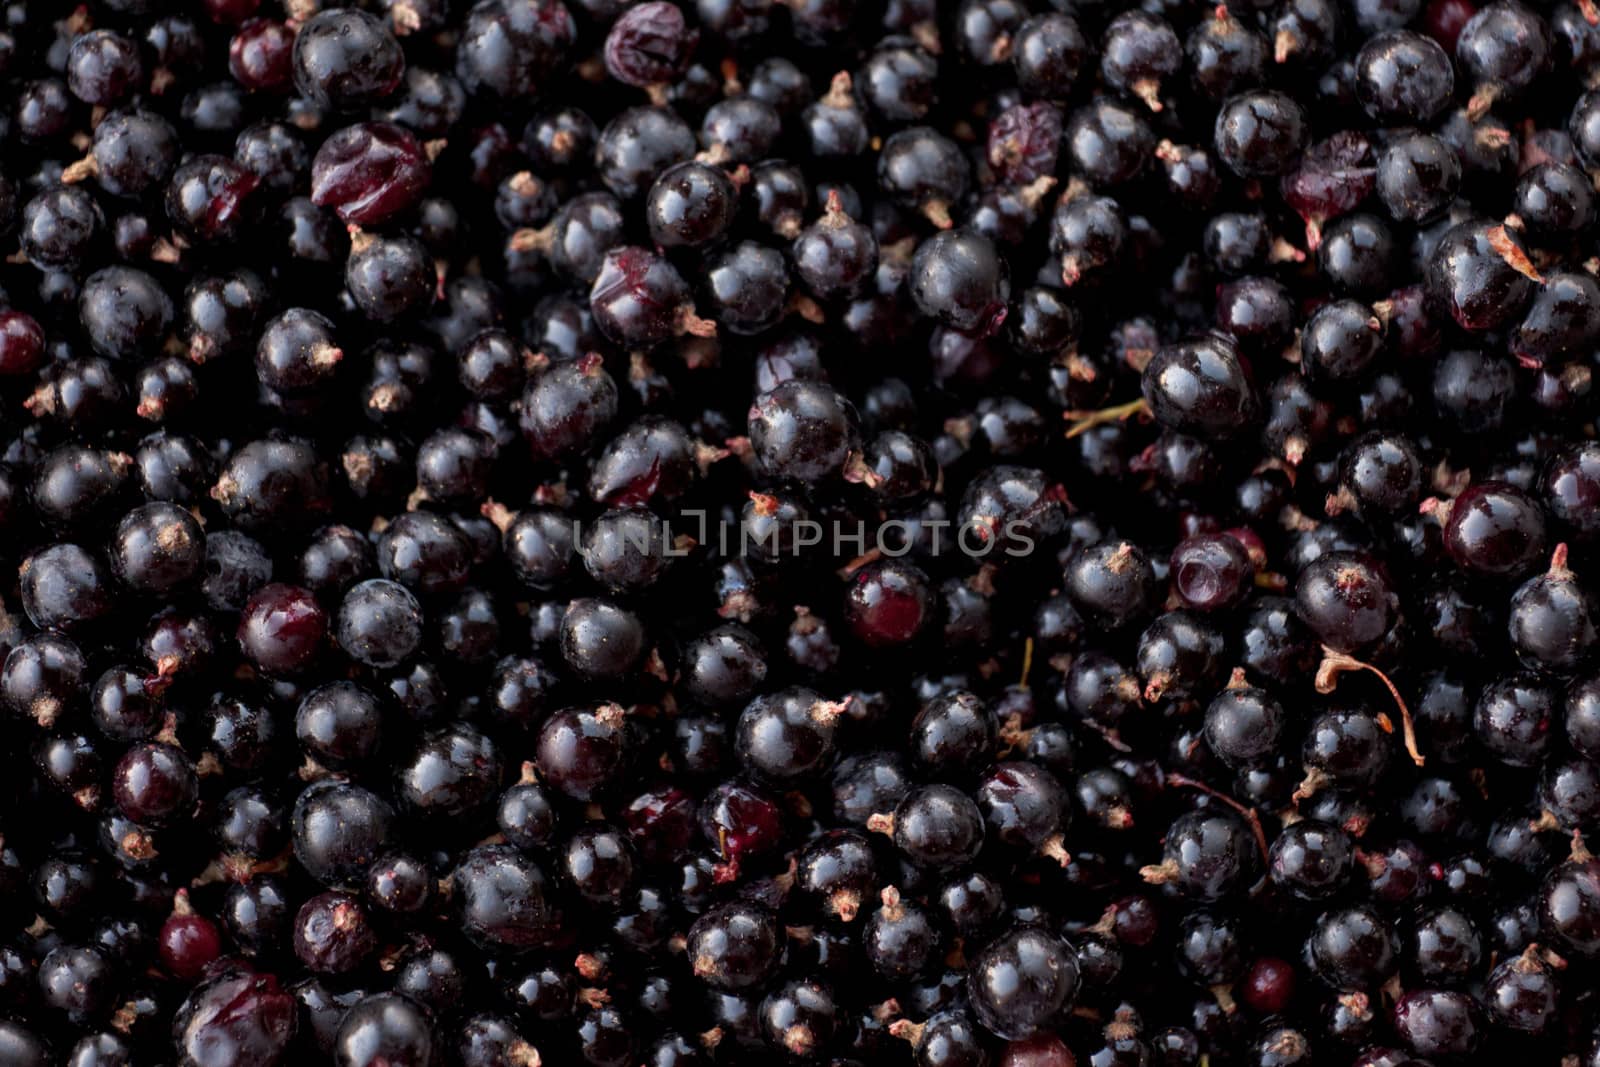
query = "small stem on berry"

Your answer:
(1139, 858), (1180, 884)
(1040, 834), (1070, 867)
(1466, 83), (1500, 122)
(676, 306), (718, 338)
(888, 1019), (925, 1046)
(1273, 27), (1298, 62)
(1291, 767), (1332, 806)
